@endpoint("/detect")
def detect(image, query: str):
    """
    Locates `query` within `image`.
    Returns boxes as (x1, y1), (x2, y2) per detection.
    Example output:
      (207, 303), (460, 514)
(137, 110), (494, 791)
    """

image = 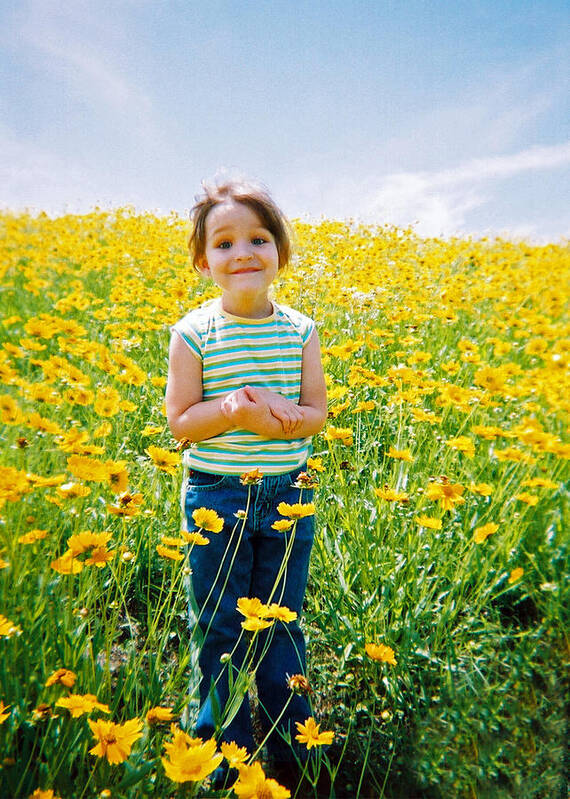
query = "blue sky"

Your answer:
(1, 0), (569, 239)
